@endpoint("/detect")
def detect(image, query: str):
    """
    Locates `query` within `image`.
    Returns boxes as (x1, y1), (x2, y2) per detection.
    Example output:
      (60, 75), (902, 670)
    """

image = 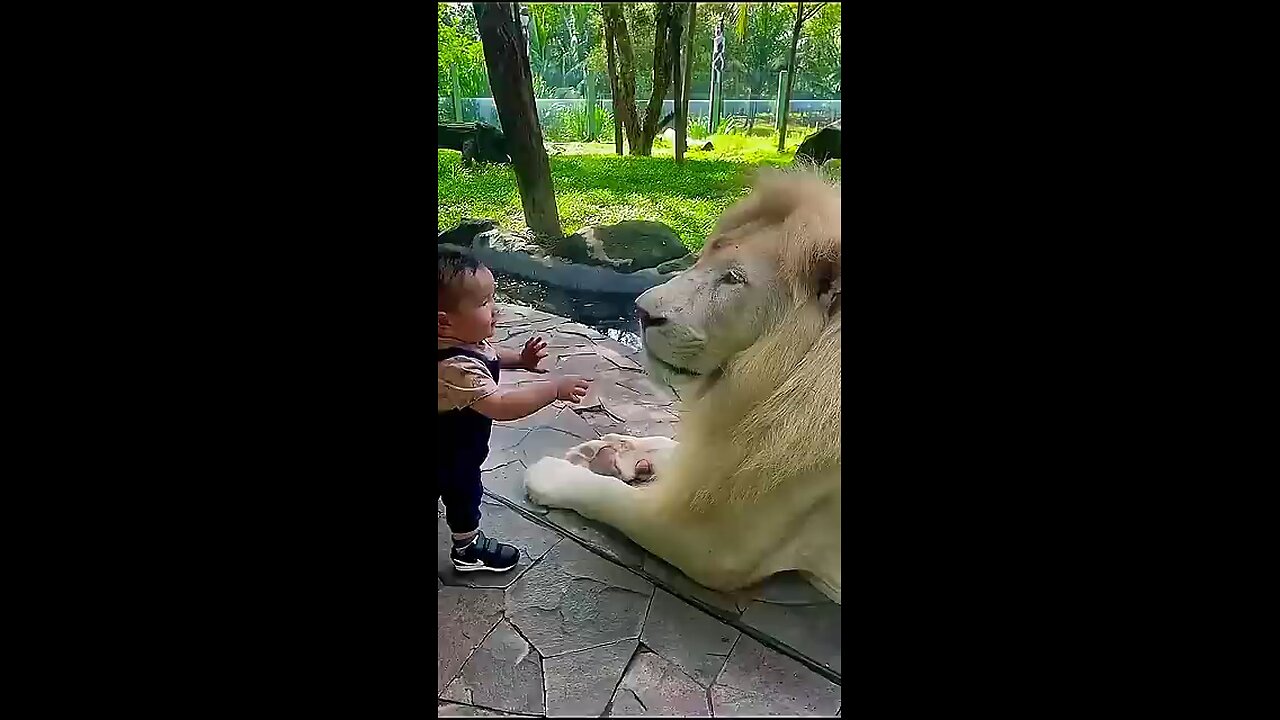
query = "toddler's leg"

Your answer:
(440, 466), (520, 573)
